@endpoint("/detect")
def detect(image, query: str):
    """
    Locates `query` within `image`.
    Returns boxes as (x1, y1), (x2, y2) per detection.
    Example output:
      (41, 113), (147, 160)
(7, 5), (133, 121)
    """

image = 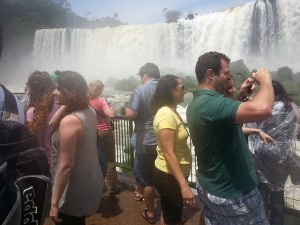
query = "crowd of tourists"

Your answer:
(1, 22), (300, 225)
